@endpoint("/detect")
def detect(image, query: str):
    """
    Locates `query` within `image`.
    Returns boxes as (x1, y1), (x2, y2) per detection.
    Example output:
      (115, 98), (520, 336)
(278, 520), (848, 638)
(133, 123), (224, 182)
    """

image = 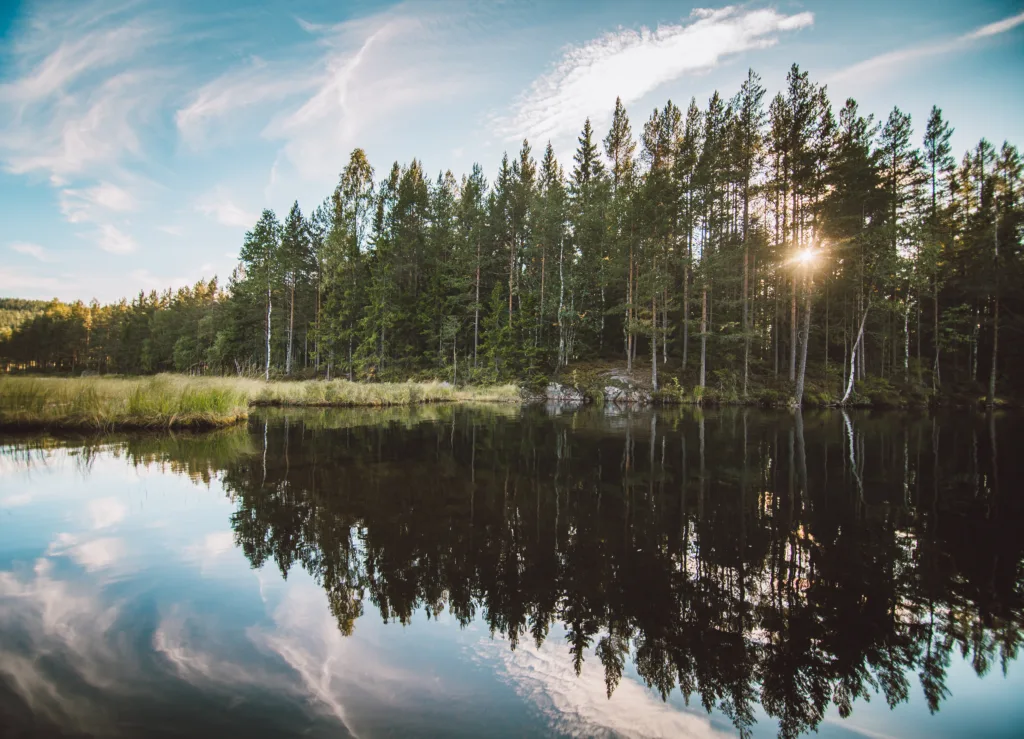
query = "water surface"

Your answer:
(1, 405), (1021, 738)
